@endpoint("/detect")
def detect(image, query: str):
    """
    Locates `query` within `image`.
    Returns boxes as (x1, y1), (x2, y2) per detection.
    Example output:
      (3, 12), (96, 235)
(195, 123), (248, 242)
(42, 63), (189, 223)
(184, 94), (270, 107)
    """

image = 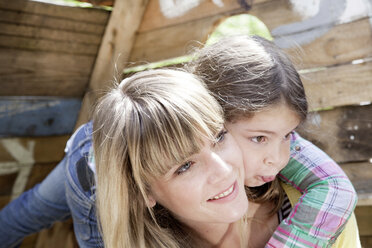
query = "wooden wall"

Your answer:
(113, 0), (372, 245)
(0, 1), (109, 246)
(1, 0), (371, 246)
(0, 0), (108, 195)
